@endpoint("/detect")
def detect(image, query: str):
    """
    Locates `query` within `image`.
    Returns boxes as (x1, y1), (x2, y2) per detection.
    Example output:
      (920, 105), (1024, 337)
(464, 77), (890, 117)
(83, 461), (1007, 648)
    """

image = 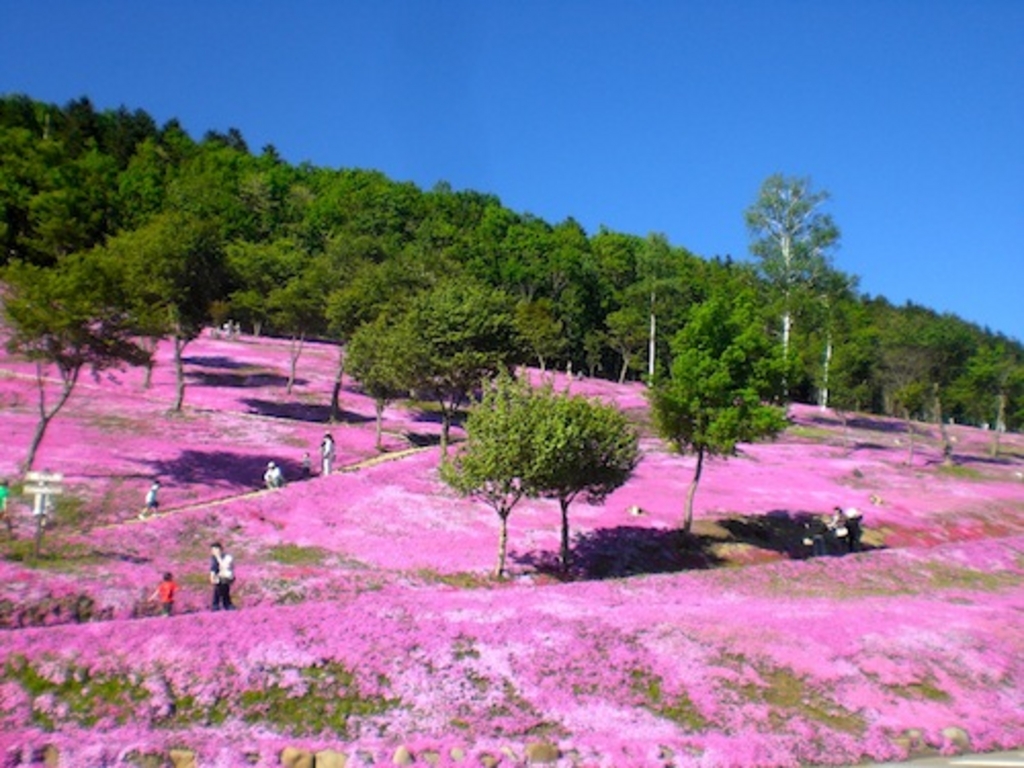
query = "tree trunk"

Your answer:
(374, 399), (384, 452)
(495, 512), (509, 578)
(782, 310), (792, 361)
(286, 333), (305, 395)
(647, 291), (656, 379)
(329, 348), (345, 423)
(903, 412), (916, 466)
(172, 335), (188, 412)
(440, 404), (452, 457)
(618, 354), (629, 384)
(142, 337), (158, 389)
(33, 514), (45, 558)
(682, 446), (705, 533)
(559, 497), (572, 572)
(834, 407), (851, 452)
(991, 392), (1006, 458)
(24, 363), (78, 473)
(819, 333), (833, 409)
